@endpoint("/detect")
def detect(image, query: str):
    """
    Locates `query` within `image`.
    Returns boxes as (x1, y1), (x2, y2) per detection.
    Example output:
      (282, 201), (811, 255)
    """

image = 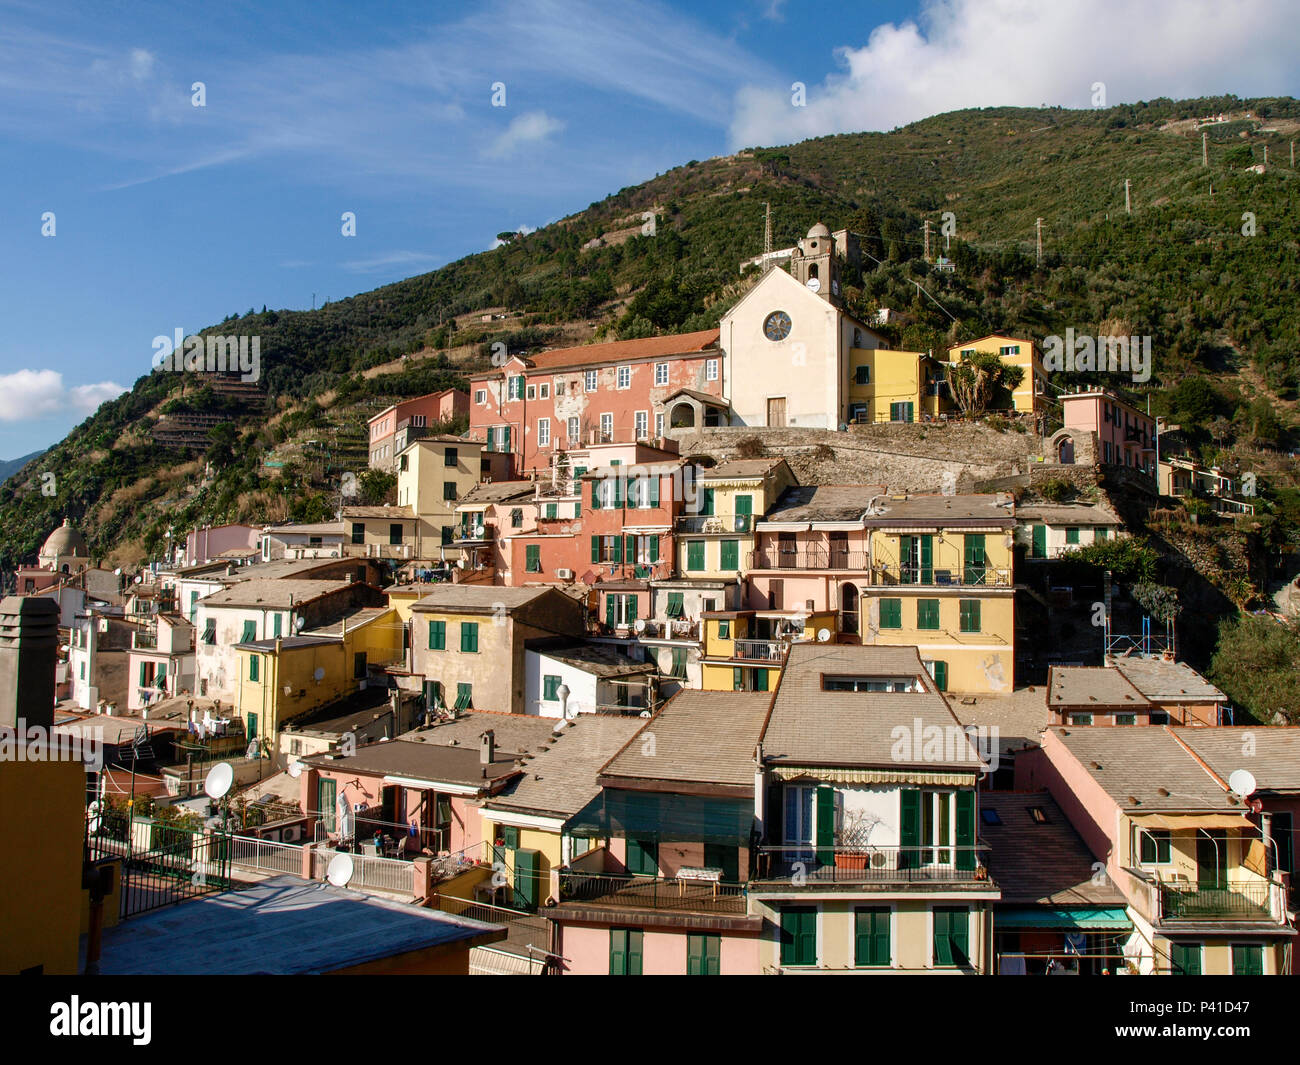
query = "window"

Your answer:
(1139, 829), (1172, 865)
(600, 413), (613, 440)
(539, 383), (549, 399)
(1116, 713), (1136, 726)
(890, 401), (915, 423)
(444, 447), (458, 467)
(592, 535), (623, 564)
(567, 416), (579, 443)
(687, 934), (720, 976)
(507, 375), (524, 400)
(545, 503), (557, 519)
(705, 358), (719, 381)
(654, 363), (669, 385)
(454, 682), (473, 710)
(398, 454), (409, 472)
(720, 540), (739, 570)
(428, 620), (445, 650)
(442, 481), (457, 502)
(780, 907), (817, 967)
(585, 370), (598, 392)
(666, 592), (684, 618)
(635, 411), (648, 439)
(79, 661), (85, 680)
(824, 676), (913, 692)
(390, 522), (405, 545)
(879, 598), (902, 629)
(511, 508), (523, 528)
(855, 908), (891, 967)
(855, 365), (870, 385)
(932, 907), (969, 967)
(537, 418), (550, 447)
(959, 599), (981, 633)
(605, 593), (638, 628)
(981, 808), (1002, 825)
(242, 620), (256, 643)
(718, 620), (731, 639)
(203, 619), (216, 645)
(655, 412), (665, 437)
(249, 655), (259, 682)
(318, 777), (337, 833)
(917, 599), (940, 630)
(353, 652), (367, 679)
(1232, 944), (1263, 976)
(924, 660), (948, 691)
(1150, 711), (1170, 725)
(1171, 941), (1202, 976)
(1068, 713), (1093, 726)
(526, 544), (541, 572)
(610, 929), (643, 976)
(669, 648), (688, 679)
(999, 345), (1021, 356)
(1065, 526), (1080, 545)
(441, 526), (453, 546)
(627, 838), (657, 876)
(1096, 527), (1109, 541)
(273, 613), (282, 638)
(460, 622), (479, 653)
(686, 541), (705, 571)
(616, 365), (631, 389)
(543, 674), (562, 701)
(474, 389), (486, 404)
